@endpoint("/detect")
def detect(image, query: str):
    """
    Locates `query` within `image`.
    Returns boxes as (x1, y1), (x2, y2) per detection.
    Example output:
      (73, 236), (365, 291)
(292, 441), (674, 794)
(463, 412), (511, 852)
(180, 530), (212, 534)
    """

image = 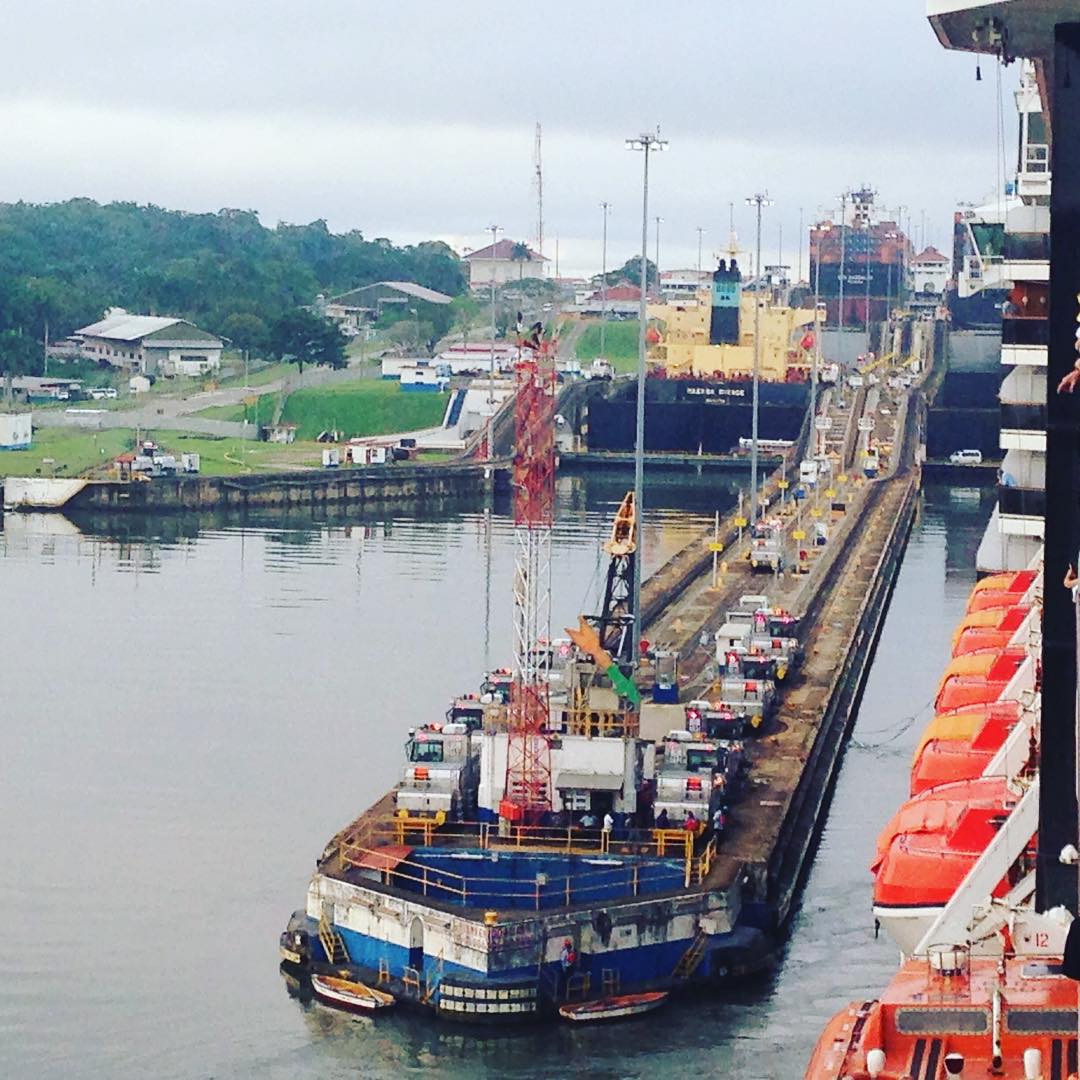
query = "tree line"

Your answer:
(0, 199), (469, 374)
